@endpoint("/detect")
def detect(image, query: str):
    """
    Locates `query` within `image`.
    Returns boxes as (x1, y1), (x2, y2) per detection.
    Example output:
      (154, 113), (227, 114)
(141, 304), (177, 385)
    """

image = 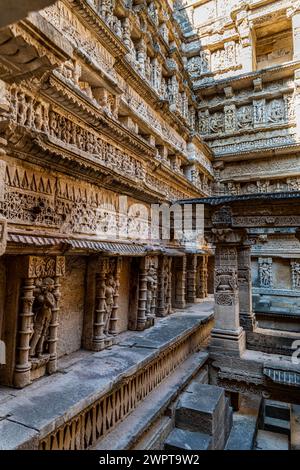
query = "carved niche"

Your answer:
(91, 257), (121, 351)
(291, 260), (300, 290)
(14, 256), (65, 388)
(258, 257), (273, 288)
